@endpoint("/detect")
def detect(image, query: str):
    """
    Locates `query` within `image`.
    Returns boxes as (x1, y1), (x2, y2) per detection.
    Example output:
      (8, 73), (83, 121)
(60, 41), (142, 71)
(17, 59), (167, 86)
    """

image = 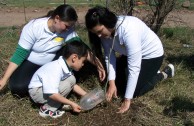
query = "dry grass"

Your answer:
(1, 25), (194, 126)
